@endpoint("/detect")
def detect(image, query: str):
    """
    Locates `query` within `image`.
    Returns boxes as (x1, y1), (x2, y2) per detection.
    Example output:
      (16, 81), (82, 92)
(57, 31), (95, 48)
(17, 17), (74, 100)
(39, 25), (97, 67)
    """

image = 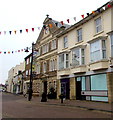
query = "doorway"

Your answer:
(76, 80), (82, 100)
(44, 81), (47, 94)
(61, 79), (70, 99)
